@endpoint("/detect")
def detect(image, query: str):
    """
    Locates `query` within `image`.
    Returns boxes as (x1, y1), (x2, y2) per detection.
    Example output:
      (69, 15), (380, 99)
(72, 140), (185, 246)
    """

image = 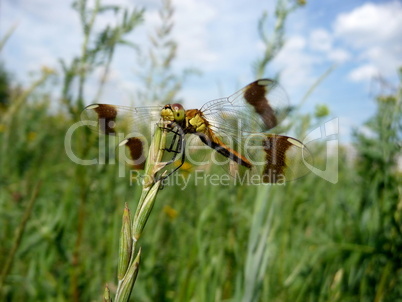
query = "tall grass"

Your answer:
(0, 0), (401, 301)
